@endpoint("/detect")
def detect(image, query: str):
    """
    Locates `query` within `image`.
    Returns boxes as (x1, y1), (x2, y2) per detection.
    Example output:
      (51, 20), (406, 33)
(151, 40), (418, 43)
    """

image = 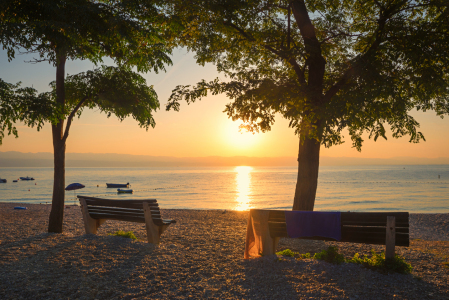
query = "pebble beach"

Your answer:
(0, 203), (448, 299)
